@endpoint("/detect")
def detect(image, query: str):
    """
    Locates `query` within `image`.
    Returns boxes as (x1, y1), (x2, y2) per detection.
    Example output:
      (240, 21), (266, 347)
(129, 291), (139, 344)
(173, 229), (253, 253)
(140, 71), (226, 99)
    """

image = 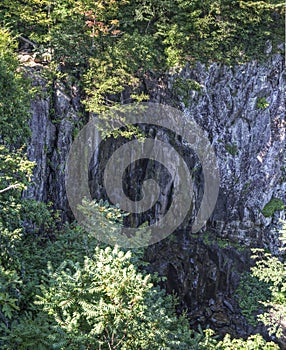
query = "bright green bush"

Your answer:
(216, 333), (278, 349)
(0, 202), (281, 349)
(251, 246), (286, 339)
(35, 245), (194, 349)
(236, 273), (271, 326)
(238, 222), (286, 340)
(0, 28), (31, 144)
